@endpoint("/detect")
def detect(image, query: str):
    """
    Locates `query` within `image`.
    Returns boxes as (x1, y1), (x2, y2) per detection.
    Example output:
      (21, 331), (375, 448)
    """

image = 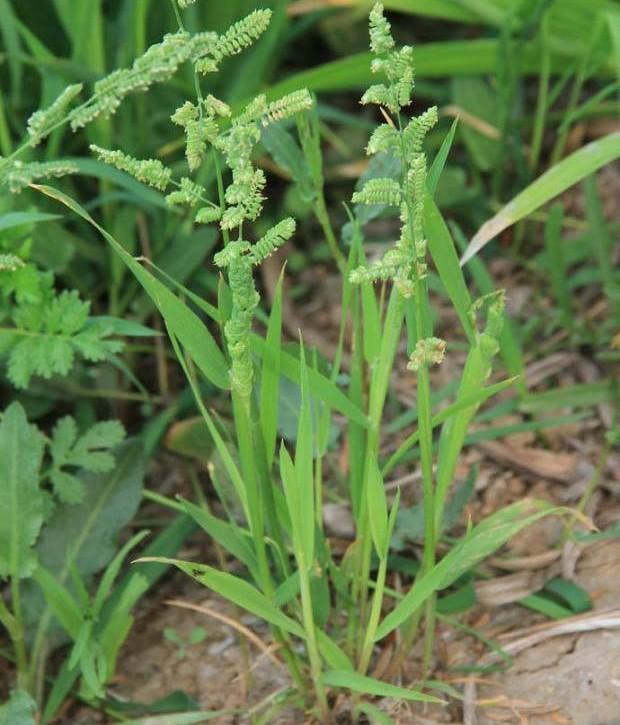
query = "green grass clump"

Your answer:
(2, 1), (617, 723)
